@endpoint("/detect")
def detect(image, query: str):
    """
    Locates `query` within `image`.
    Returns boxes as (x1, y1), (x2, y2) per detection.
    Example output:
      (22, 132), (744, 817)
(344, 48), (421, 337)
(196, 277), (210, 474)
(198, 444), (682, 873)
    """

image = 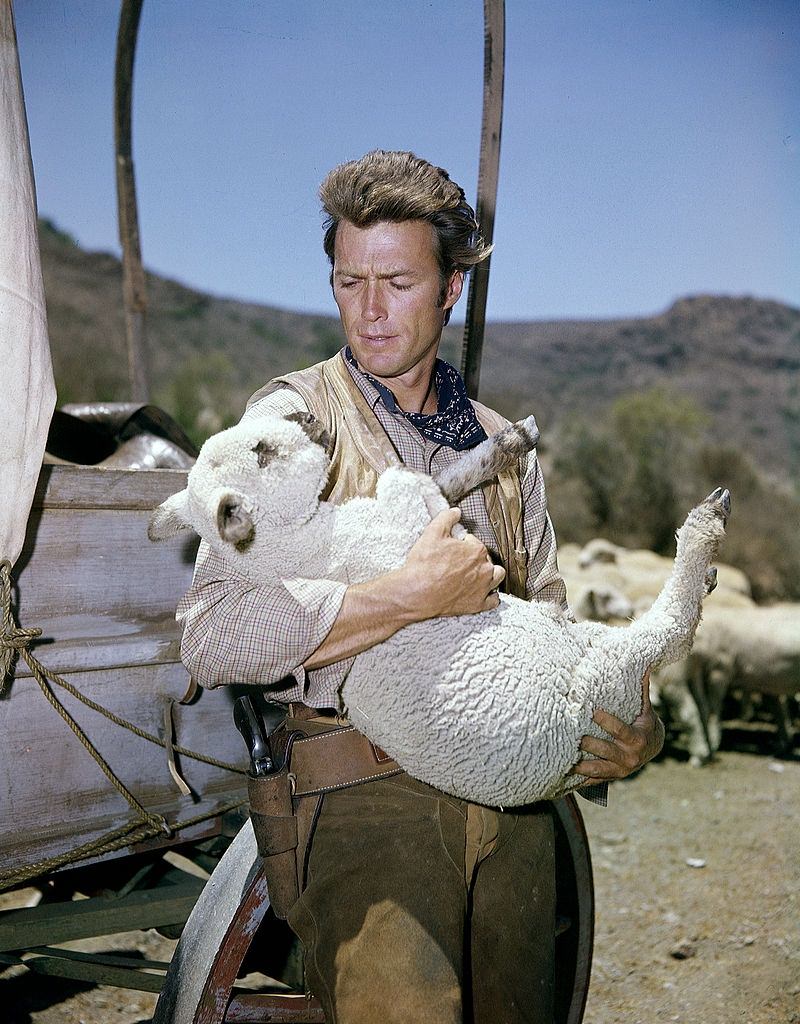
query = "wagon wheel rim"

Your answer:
(553, 795), (595, 1024)
(194, 869), (324, 1023)
(153, 821), (324, 1023)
